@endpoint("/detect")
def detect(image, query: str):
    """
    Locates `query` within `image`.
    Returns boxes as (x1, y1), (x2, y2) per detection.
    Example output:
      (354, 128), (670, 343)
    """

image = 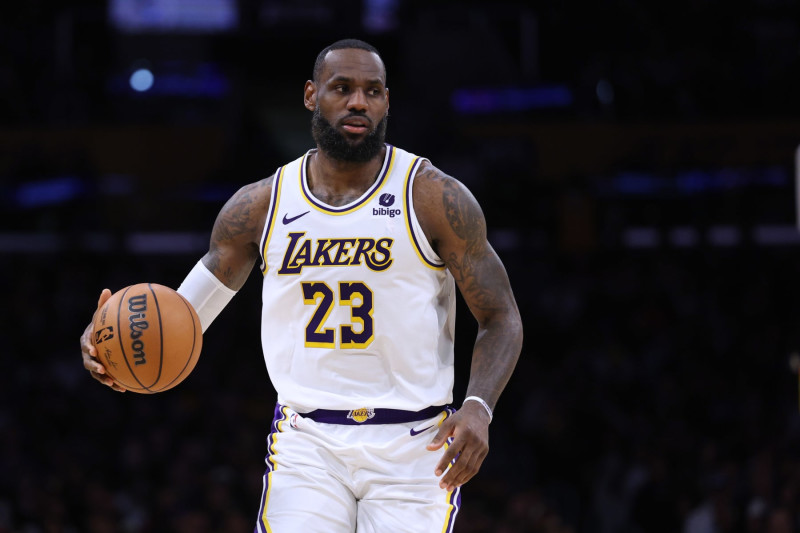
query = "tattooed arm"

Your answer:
(201, 175), (274, 289)
(414, 161), (523, 492)
(80, 175), (274, 391)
